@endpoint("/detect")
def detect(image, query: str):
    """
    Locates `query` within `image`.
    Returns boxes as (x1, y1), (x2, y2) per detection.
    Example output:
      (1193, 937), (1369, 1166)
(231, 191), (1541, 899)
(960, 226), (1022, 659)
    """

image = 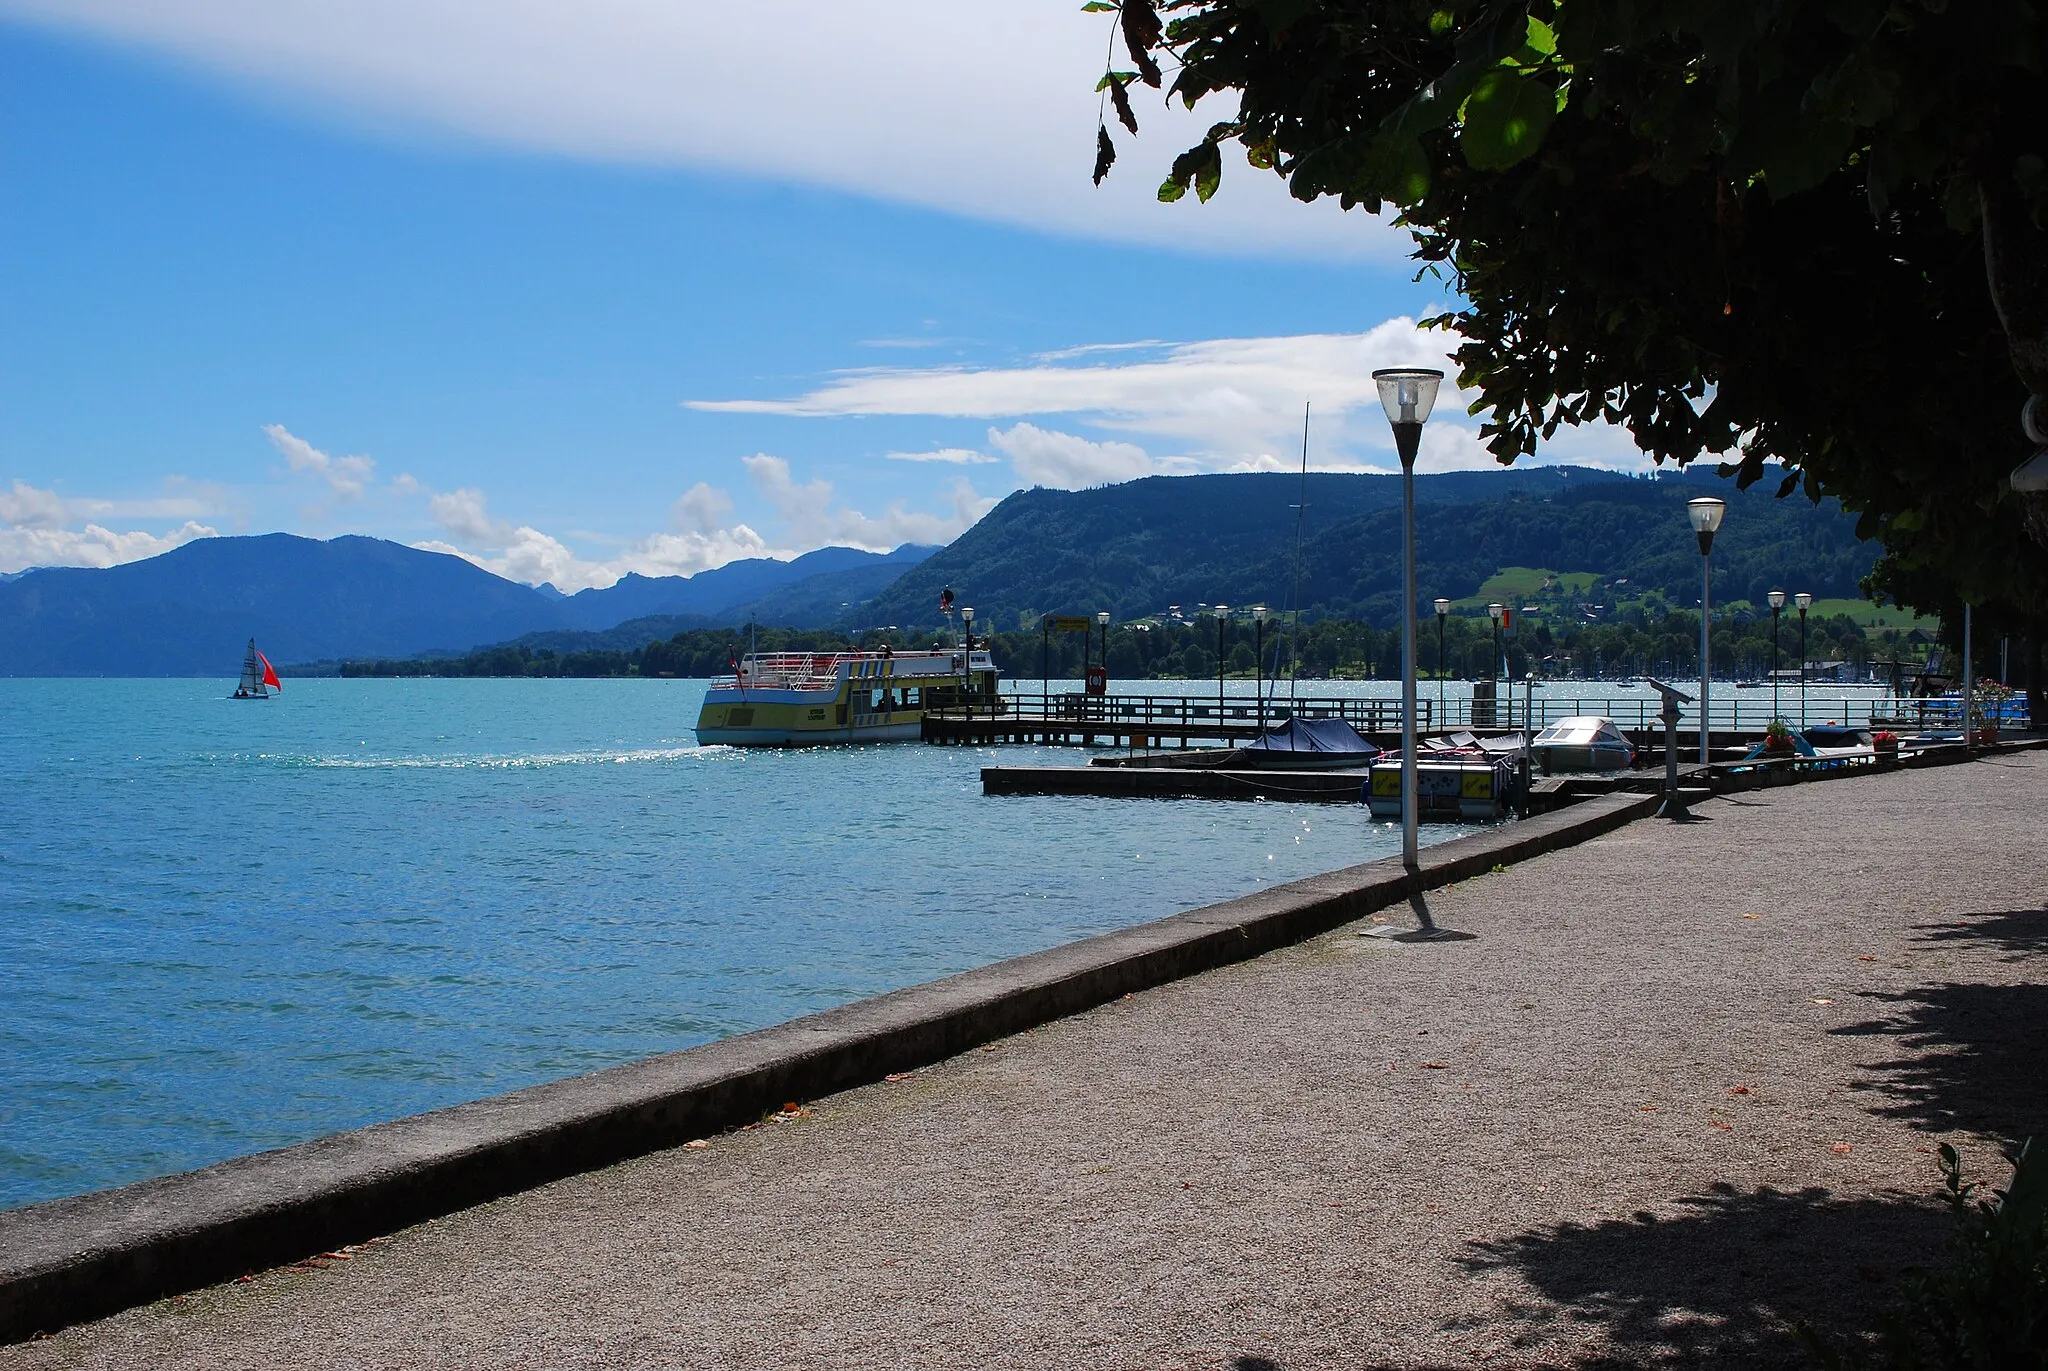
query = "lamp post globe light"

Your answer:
(1767, 589), (1786, 722)
(1433, 597), (1450, 727)
(1213, 604), (1230, 728)
(1687, 496), (1727, 763)
(1371, 366), (1443, 872)
(1794, 592), (1812, 727)
(1252, 605), (1268, 732)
